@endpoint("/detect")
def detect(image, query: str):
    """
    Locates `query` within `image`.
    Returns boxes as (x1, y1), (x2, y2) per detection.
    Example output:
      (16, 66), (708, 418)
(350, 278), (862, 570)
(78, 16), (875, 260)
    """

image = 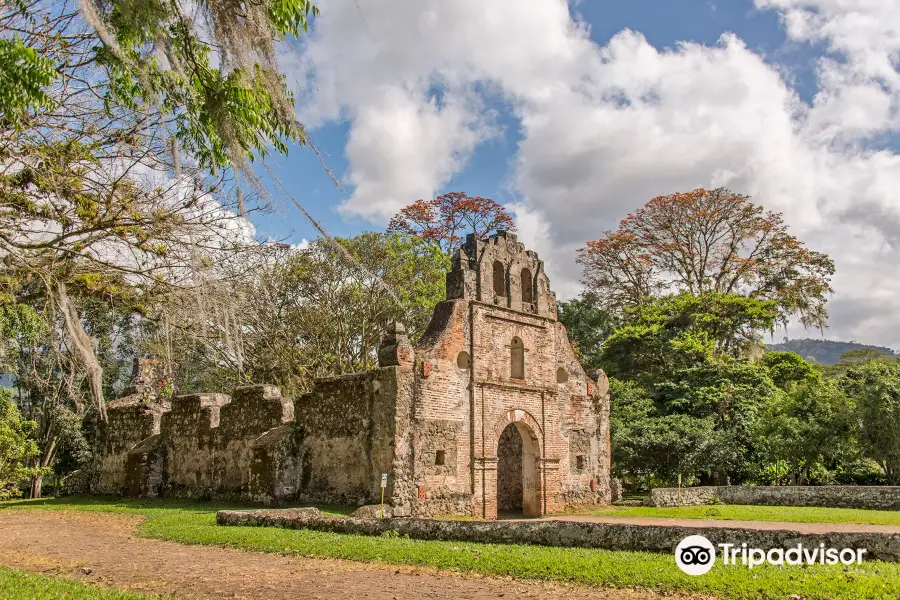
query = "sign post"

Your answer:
(380, 473), (387, 519)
